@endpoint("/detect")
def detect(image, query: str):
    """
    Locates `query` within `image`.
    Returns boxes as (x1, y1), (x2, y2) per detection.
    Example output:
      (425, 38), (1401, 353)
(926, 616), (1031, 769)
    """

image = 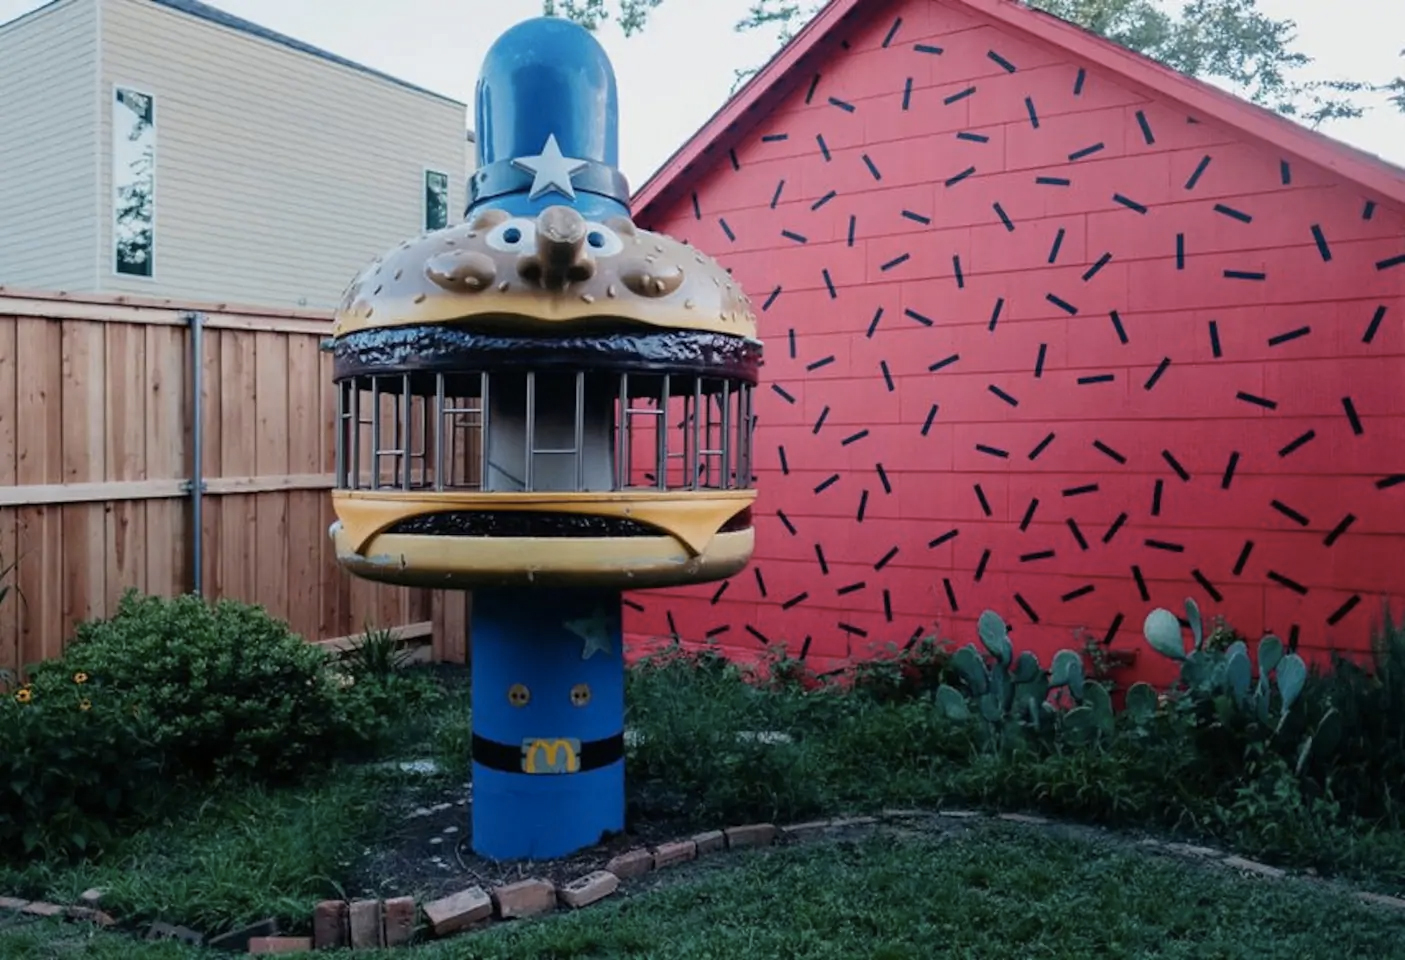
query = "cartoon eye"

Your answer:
(485, 218), (537, 253)
(570, 683), (592, 707)
(582, 222), (624, 258)
(507, 683), (531, 707)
